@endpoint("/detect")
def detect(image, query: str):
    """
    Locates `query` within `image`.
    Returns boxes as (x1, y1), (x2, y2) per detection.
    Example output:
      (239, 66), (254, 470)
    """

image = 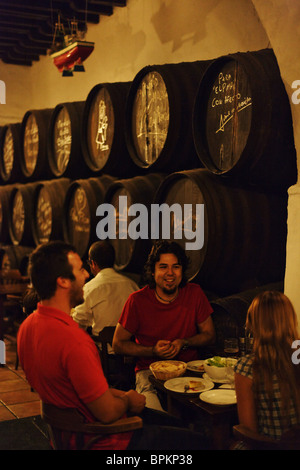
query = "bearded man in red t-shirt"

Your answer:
(113, 241), (216, 411)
